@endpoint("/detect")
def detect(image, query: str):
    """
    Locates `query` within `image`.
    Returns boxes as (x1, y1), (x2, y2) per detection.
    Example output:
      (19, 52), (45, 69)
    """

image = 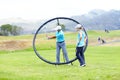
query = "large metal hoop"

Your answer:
(33, 17), (88, 65)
